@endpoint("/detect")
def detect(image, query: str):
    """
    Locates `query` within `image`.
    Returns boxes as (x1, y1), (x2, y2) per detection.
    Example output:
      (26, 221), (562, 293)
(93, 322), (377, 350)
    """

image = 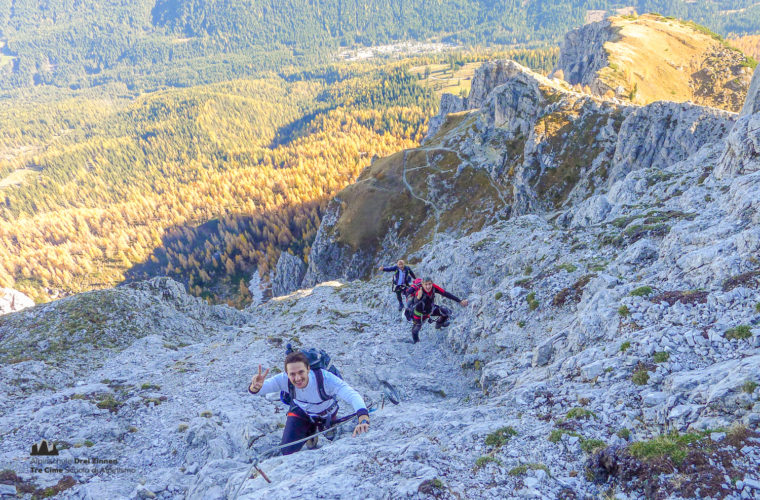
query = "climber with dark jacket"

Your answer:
(378, 259), (416, 310)
(405, 277), (468, 343)
(248, 352), (370, 455)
